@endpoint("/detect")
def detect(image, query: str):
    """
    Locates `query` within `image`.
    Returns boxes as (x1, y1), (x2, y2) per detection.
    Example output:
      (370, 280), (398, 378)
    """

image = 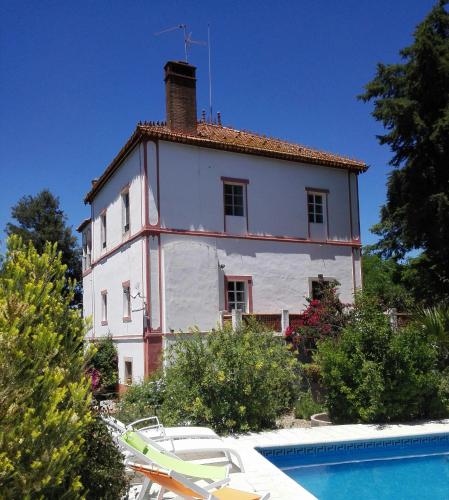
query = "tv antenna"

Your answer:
(154, 24), (206, 63)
